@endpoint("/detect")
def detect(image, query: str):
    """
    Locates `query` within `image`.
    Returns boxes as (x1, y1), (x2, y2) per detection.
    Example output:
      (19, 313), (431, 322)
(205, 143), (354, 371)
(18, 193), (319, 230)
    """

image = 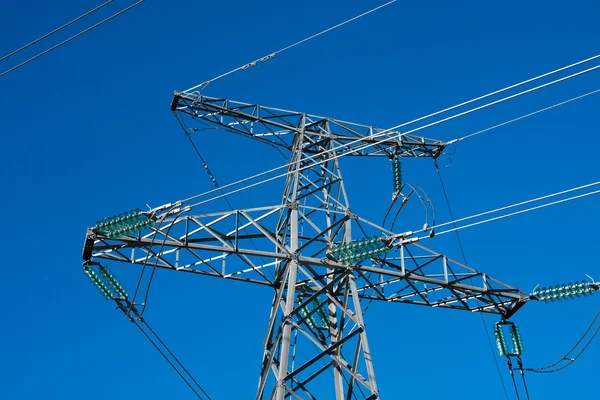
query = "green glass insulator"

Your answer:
(553, 284), (561, 293)
(560, 292), (568, 300)
(102, 222), (116, 232)
(108, 229), (120, 238)
(556, 285), (565, 294)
